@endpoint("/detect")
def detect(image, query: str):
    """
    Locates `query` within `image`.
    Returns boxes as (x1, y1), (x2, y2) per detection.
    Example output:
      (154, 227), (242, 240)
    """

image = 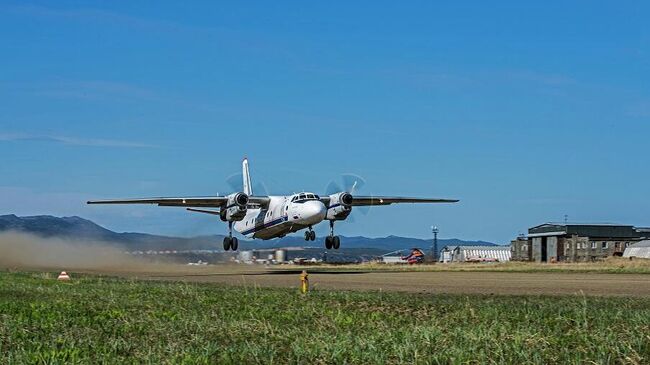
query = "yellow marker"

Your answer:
(300, 270), (309, 294)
